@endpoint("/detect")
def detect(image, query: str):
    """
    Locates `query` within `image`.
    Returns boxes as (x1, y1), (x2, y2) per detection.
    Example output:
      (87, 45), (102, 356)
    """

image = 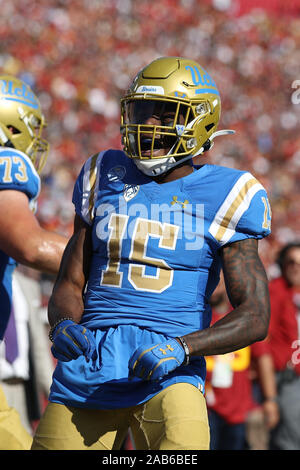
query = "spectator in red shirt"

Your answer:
(268, 242), (300, 450)
(206, 273), (279, 450)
